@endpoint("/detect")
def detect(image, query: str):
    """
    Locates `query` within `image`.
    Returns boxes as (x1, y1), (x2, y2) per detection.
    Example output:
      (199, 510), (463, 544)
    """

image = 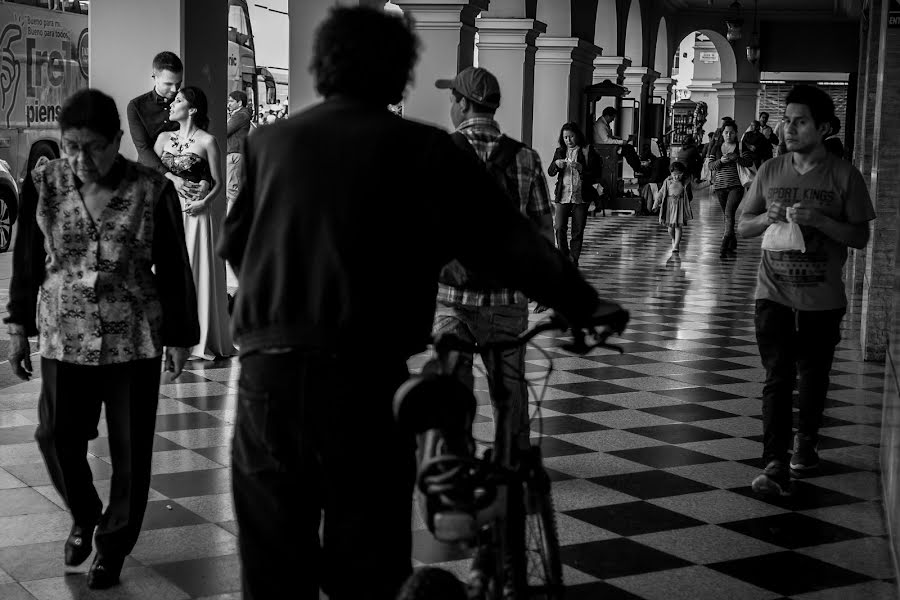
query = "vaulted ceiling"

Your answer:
(661, 0), (862, 19)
